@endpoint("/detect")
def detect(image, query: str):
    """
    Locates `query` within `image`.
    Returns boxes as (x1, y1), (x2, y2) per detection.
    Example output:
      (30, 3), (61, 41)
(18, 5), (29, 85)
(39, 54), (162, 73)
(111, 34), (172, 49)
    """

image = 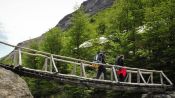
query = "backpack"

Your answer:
(117, 67), (127, 78)
(94, 54), (99, 61)
(97, 53), (105, 63)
